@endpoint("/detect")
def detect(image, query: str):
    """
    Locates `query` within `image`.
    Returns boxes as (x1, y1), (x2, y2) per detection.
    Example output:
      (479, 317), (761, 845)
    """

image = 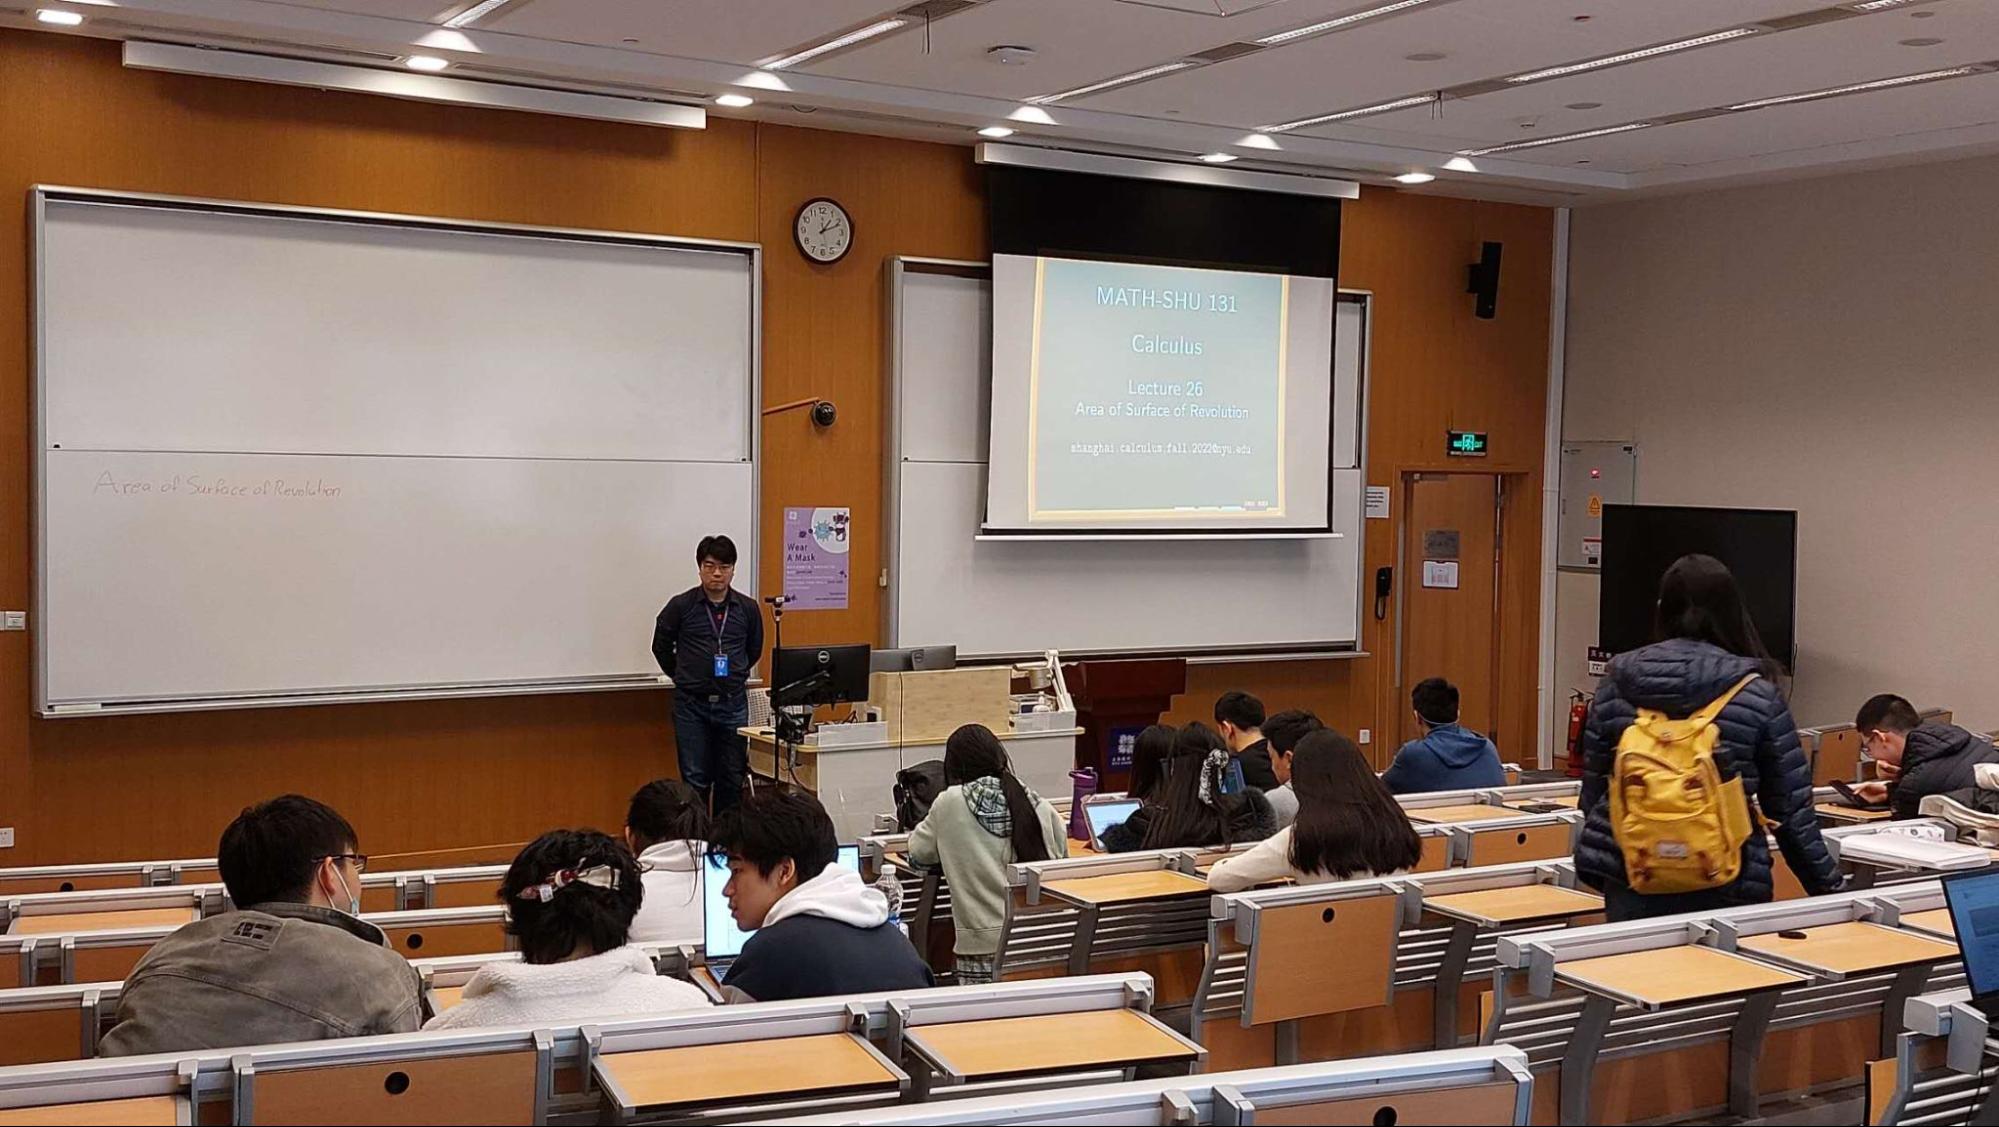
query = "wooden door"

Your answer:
(1395, 473), (1505, 755)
